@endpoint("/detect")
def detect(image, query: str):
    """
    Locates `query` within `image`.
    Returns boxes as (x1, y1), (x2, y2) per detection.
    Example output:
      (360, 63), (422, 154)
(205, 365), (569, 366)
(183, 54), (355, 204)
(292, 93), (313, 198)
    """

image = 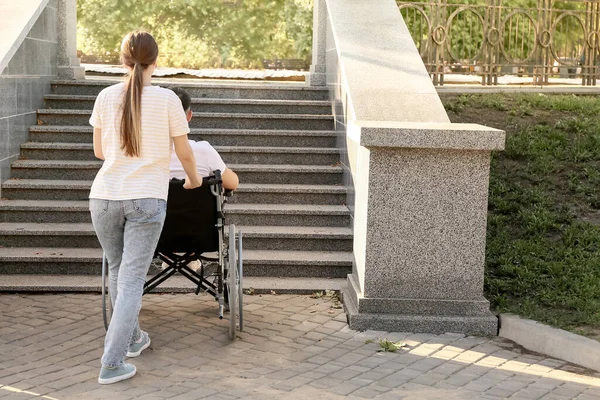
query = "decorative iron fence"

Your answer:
(397, 0), (600, 85)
